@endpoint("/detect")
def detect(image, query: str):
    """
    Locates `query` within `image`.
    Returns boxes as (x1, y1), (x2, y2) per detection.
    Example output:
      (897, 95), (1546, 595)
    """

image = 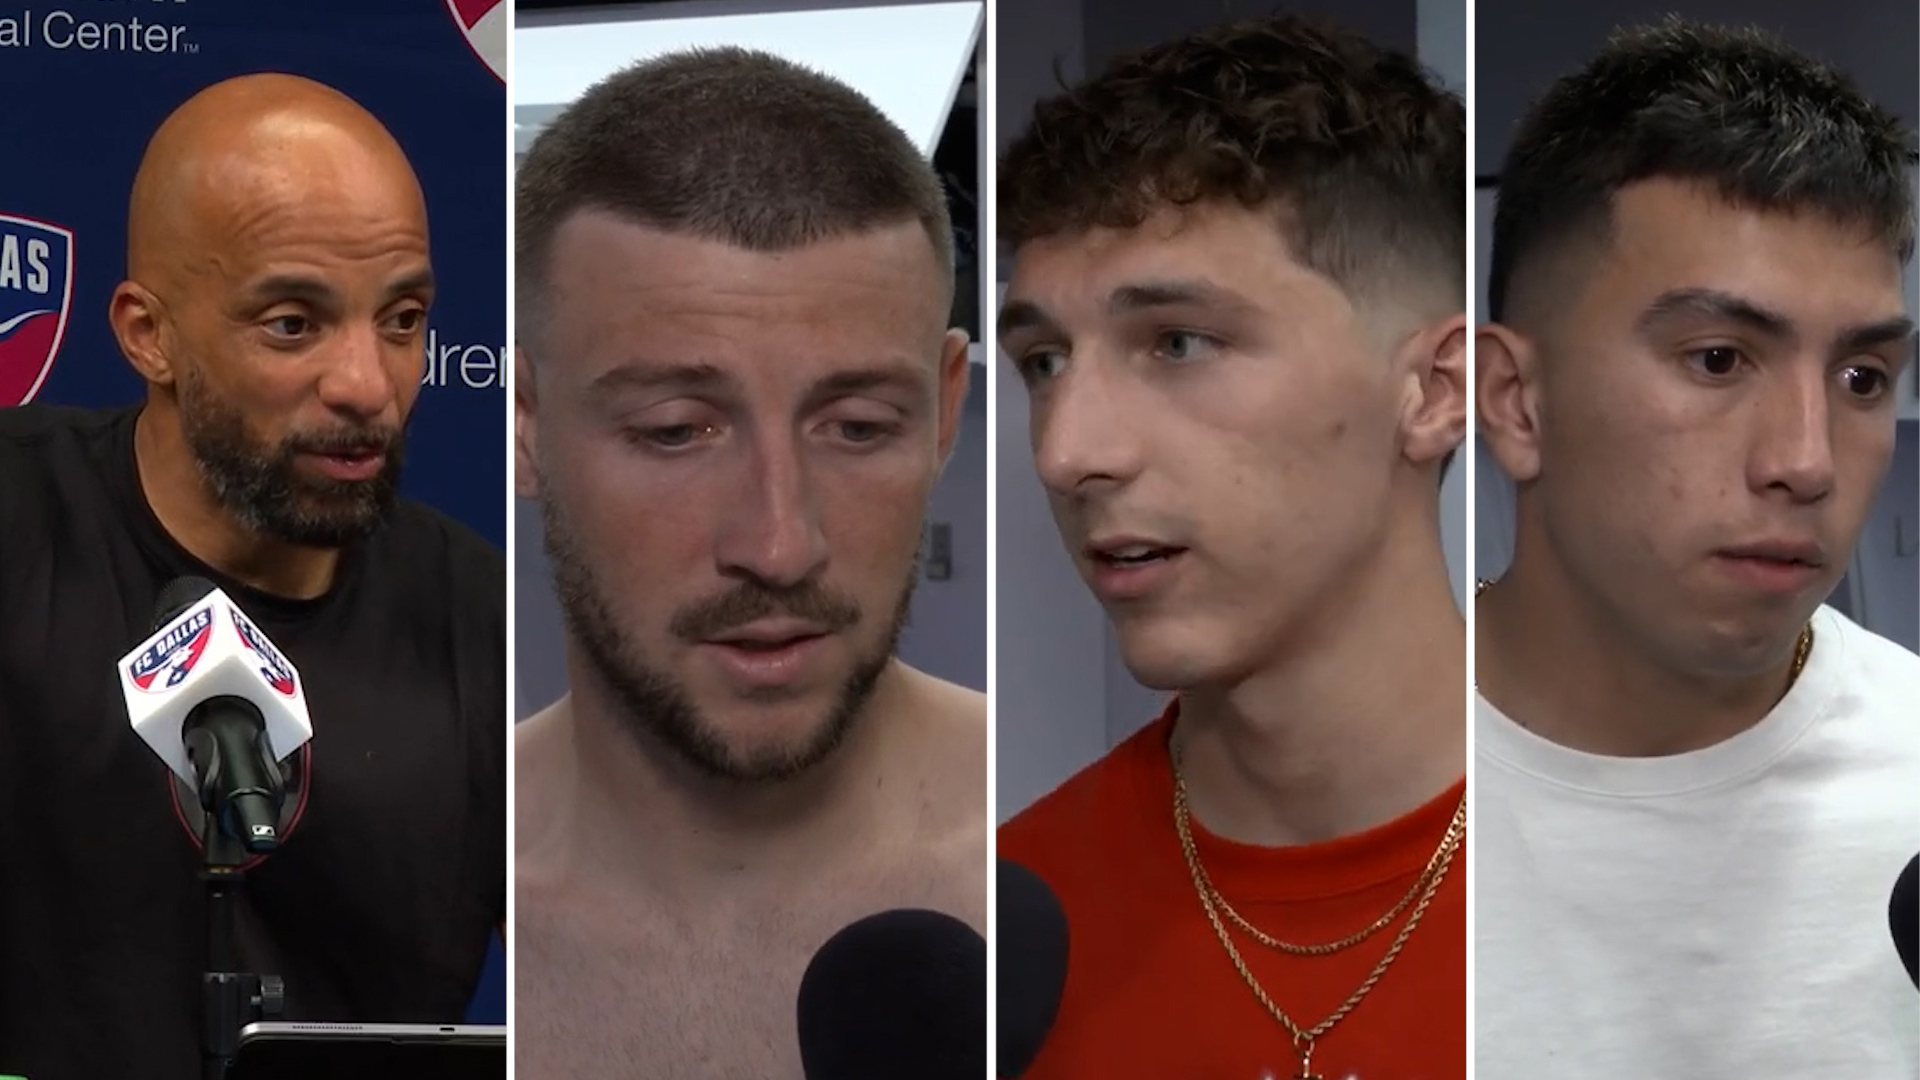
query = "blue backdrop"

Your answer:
(0, 0), (508, 1024)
